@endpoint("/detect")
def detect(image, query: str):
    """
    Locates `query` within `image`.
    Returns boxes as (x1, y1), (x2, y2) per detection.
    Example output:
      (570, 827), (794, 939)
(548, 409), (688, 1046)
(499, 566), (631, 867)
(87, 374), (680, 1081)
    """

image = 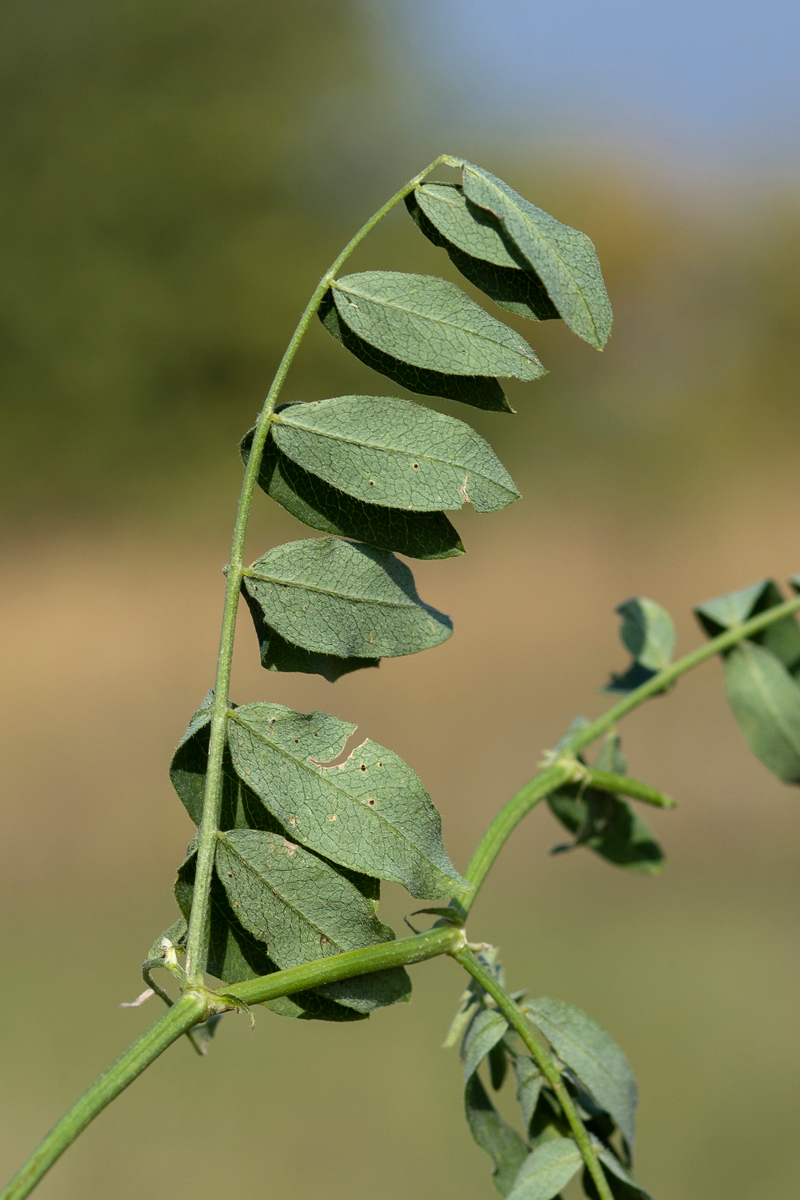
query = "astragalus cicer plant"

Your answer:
(6, 156), (800, 1200)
